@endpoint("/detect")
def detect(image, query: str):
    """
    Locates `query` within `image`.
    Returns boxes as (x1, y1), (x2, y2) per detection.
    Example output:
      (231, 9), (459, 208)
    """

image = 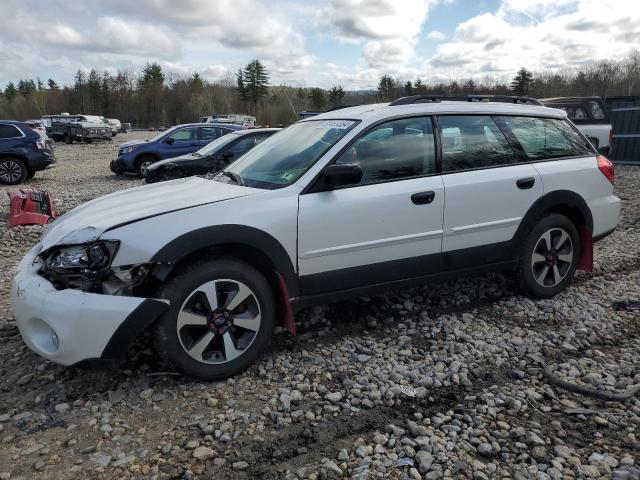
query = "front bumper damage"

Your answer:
(11, 245), (168, 366)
